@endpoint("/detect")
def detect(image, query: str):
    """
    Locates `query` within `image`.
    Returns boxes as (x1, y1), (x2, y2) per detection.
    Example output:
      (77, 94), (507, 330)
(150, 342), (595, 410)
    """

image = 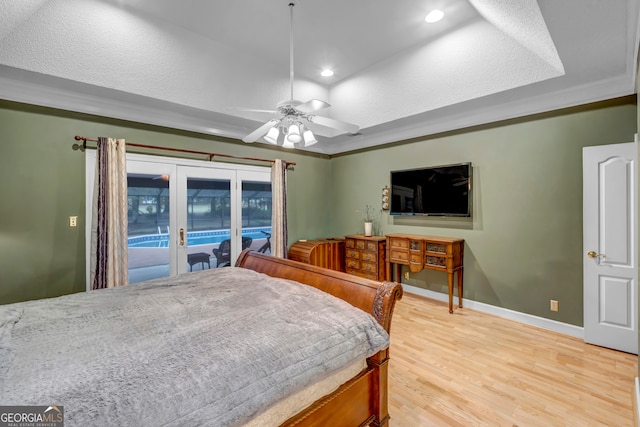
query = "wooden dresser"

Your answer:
(288, 238), (345, 272)
(344, 235), (387, 281)
(386, 234), (464, 313)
